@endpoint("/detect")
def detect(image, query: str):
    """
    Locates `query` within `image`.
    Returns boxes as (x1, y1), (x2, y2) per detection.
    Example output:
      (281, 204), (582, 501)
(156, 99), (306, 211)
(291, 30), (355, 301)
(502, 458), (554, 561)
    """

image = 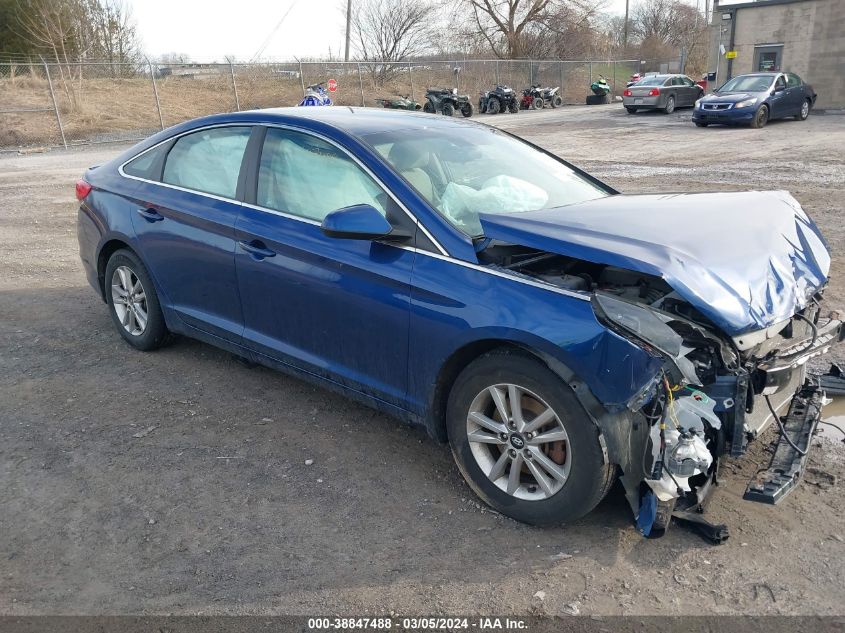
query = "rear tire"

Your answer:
(552, 95), (562, 108)
(104, 249), (169, 351)
(625, 106), (637, 114)
(532, 96), (543, 110)
(664, 95), (675, 114)
(508, 100), (520, 114)
(423, 101), (435, 114)
(750, 104), (769, 128)
(461, 103), (473, 117)
(446, 349), (614, 526)
(441, 102), (455, 117)
(795, 98), (810, 121)
(486, 98), (500, 114)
